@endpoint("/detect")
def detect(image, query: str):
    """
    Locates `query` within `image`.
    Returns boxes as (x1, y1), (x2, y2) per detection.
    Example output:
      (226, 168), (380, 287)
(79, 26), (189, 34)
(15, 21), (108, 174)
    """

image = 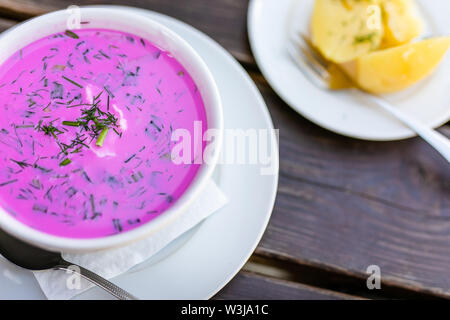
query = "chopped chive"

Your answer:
(59, 158), (72, 166)
(65, 30), (79, 39)
(96, 127), (109, 147)
(62, 120), (80, 127)
(62, 76), (83, 88)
